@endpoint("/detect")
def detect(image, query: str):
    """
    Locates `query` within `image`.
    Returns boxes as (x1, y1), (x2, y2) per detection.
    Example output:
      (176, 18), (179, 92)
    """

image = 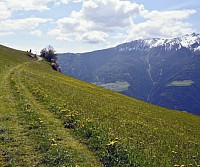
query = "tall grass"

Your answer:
(17, 61), (200, 166)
